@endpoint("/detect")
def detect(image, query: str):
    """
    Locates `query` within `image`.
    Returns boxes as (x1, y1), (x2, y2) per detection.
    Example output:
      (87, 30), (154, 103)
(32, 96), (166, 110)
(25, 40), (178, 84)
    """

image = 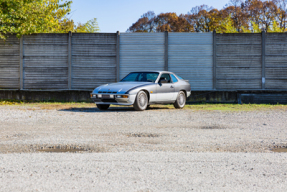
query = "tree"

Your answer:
(187, 5), (216, 32)
(270, 19), (285, 31)
(217, 15), (238, 33)
(272, 0), (287, 31)
(222, 0), (249, 32)
(0, 0), (72, 39)
(127, 11), (193, 32)
(127, 0), (287, 33)
(154, 12), (193, 32)
(82, 18), (100, 33)
(73, 18), (100, 33)
(127, 11), (157, 32)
